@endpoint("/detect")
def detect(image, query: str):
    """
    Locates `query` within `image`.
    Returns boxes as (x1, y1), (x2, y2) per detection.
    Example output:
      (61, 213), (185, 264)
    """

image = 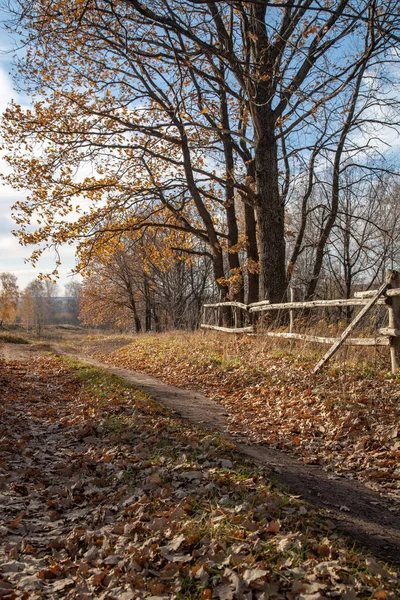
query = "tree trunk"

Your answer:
(220, 74), (244, 304)
(245, 3), (287, 303)
(226, 202), (243, 303)
(212, 248), (234, 325)
(127, 286), (142, 333)
(153, 306), (161, 332)
(133, 311), (142, 334)
(244, 200), (259, 305)
(254, 122), (287, 303)
(143, 274), (152, 332)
